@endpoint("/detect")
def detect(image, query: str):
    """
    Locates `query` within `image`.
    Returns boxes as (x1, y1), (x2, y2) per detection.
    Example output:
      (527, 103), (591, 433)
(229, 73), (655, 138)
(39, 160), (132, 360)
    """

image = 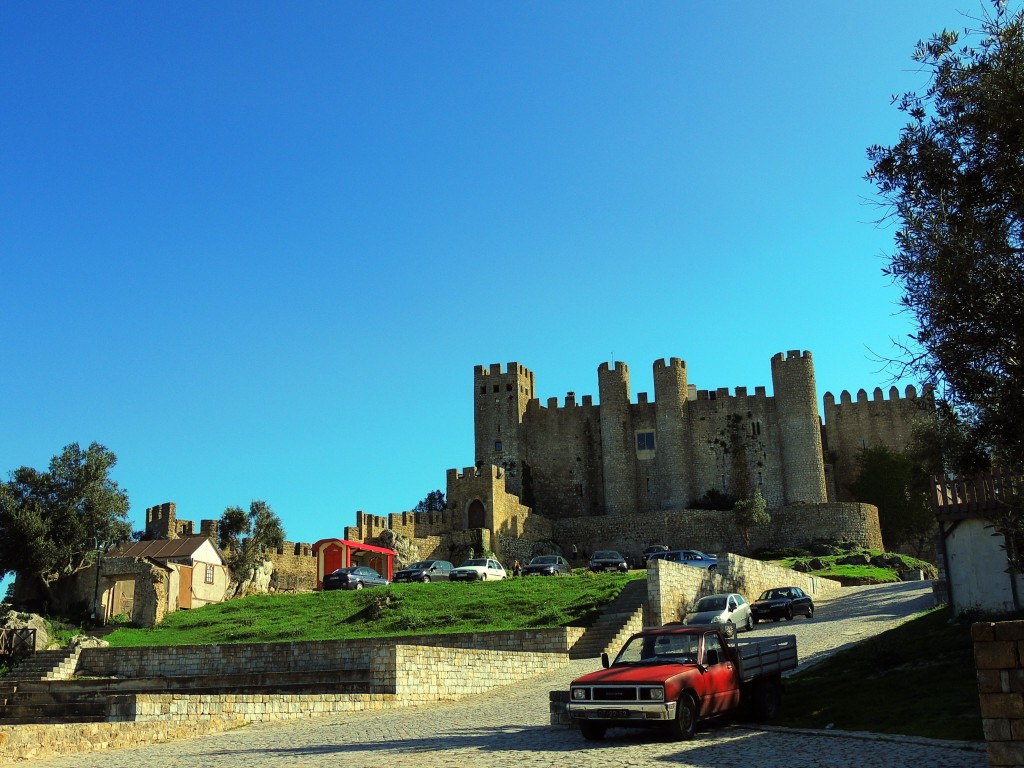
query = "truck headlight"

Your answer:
(572, 688), (588, 700)
(649, 688), (664, 701)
